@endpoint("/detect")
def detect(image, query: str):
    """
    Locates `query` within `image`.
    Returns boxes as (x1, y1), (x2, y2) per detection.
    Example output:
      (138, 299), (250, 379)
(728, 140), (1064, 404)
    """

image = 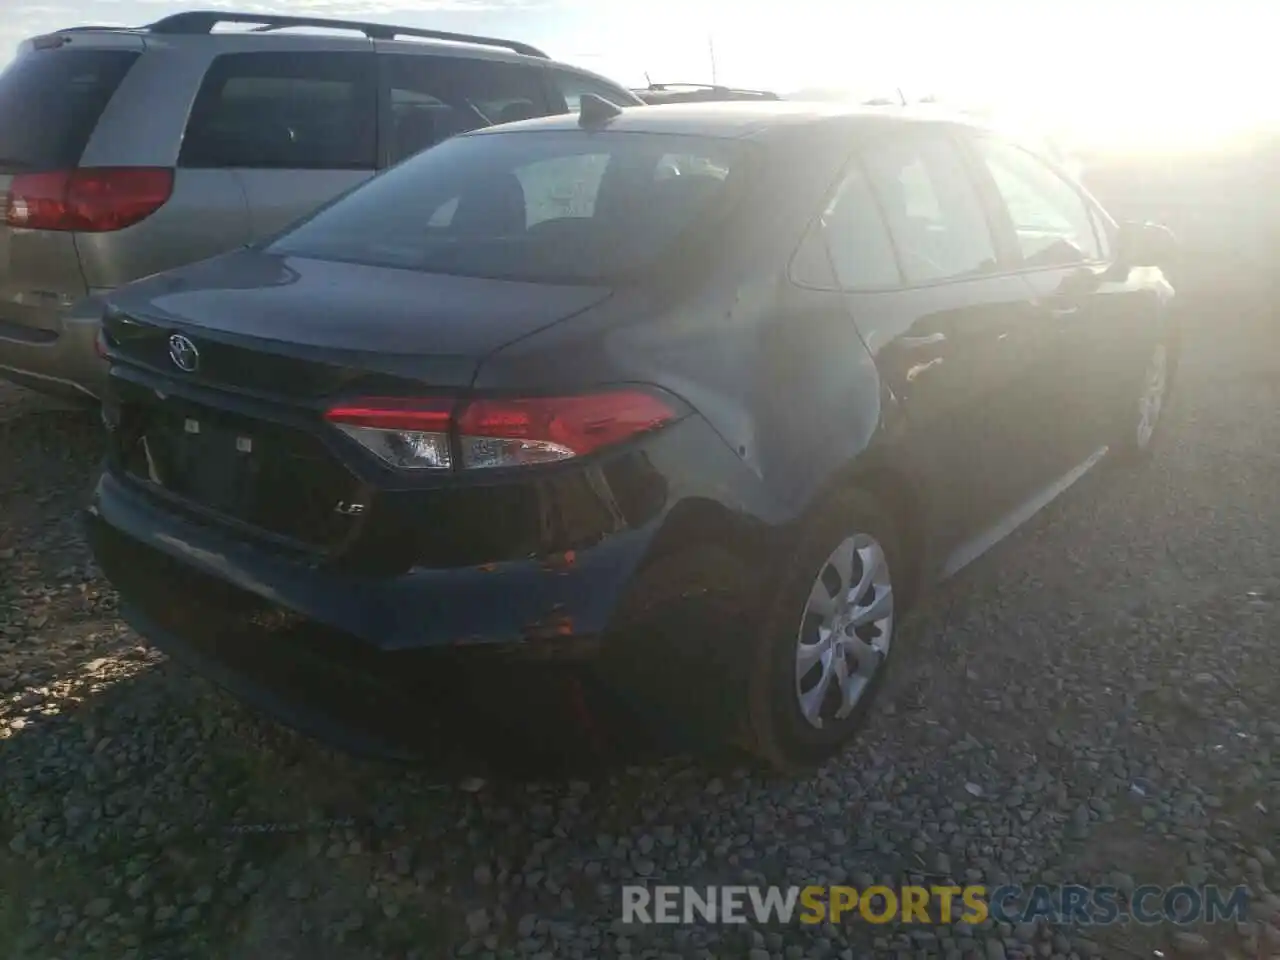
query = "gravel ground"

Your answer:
(1, 302), (1278, 960)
